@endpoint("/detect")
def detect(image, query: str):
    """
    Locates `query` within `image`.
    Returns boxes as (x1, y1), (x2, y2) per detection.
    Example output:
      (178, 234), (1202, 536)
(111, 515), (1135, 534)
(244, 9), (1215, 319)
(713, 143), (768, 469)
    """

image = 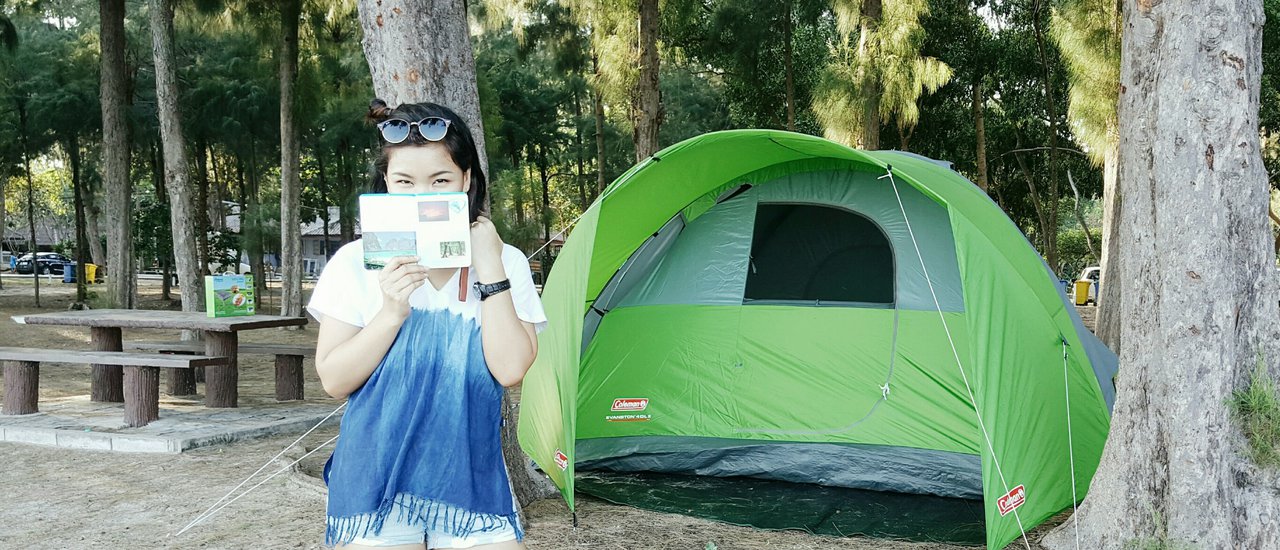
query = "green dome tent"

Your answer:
(517, 130), (1117, 549)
